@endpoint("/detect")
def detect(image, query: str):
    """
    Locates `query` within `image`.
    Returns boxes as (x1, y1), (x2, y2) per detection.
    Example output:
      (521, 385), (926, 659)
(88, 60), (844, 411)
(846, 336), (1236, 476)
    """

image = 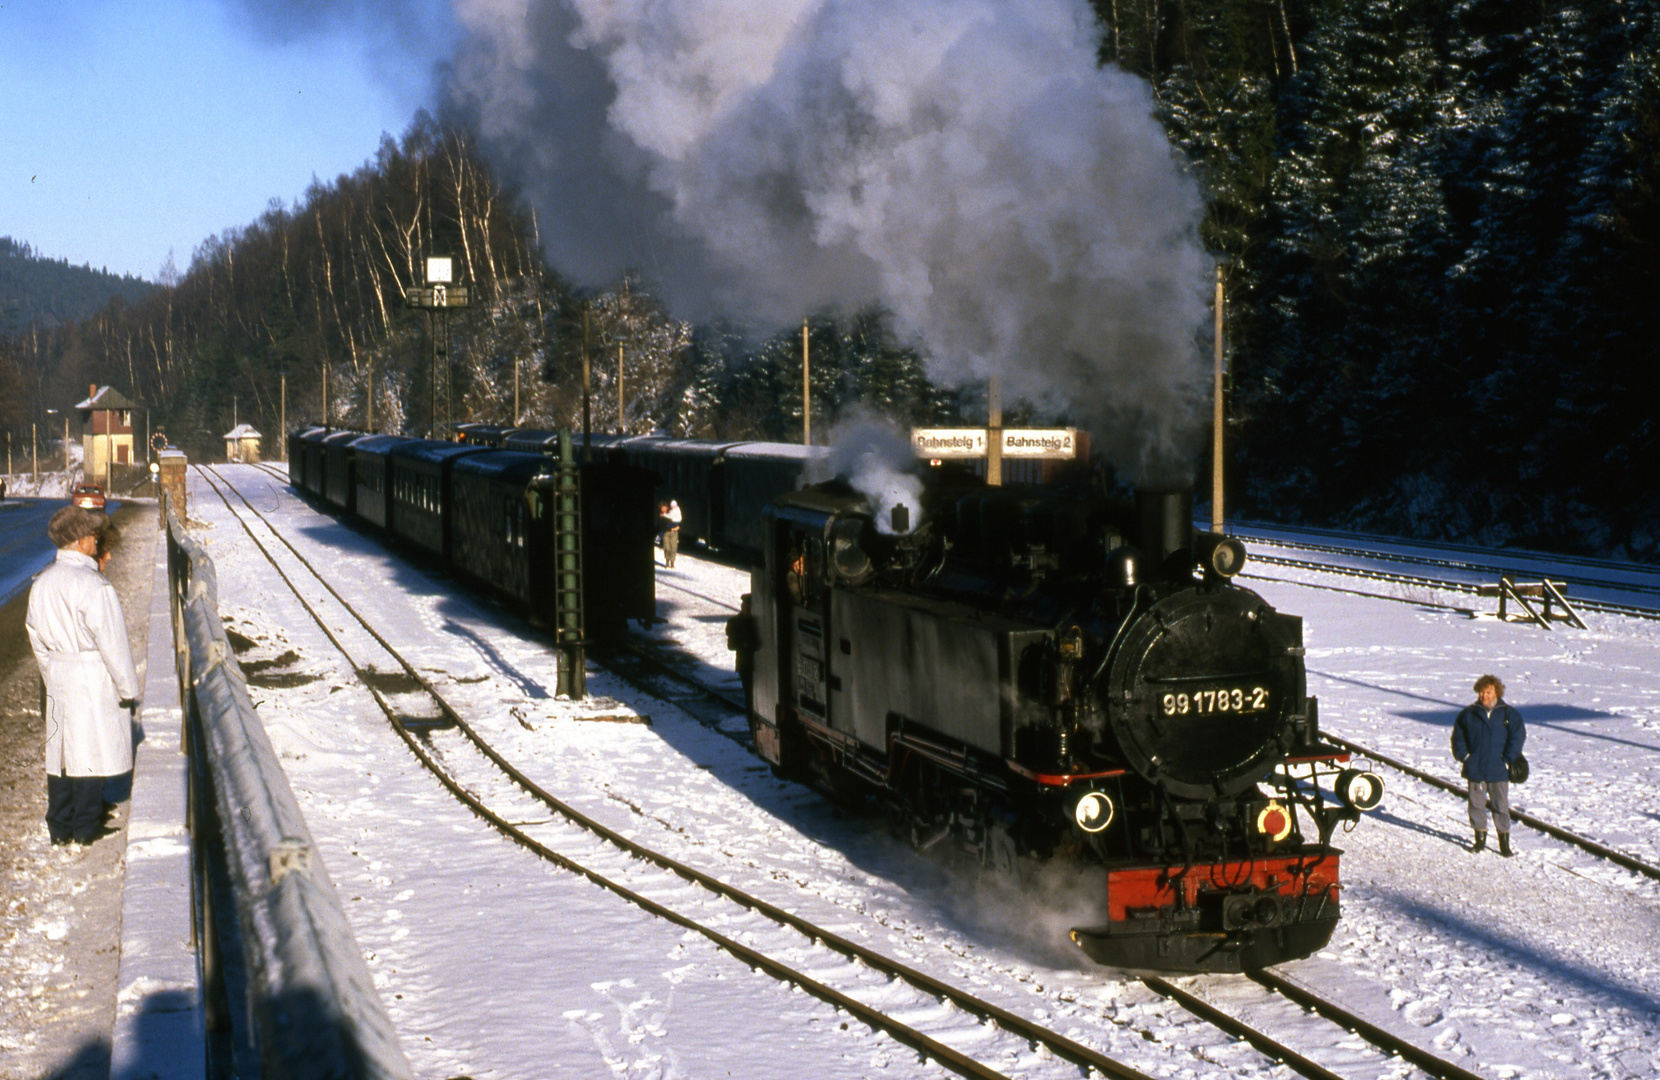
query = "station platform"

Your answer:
(110, 511), (205, 1079)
